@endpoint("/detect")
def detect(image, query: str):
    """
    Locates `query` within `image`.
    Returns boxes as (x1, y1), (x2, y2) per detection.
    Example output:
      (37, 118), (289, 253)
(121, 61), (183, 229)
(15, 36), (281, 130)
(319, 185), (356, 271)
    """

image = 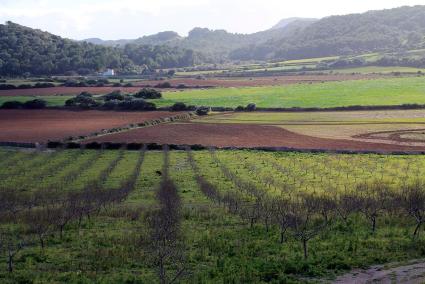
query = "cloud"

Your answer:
(0, 0), (212, 37)
(0, 0), (424, 39)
